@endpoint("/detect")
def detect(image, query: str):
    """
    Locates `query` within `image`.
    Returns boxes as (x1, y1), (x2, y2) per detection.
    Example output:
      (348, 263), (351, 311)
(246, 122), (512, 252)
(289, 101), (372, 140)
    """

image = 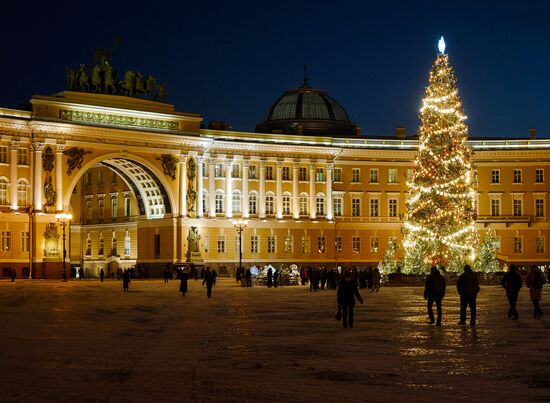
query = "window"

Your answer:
(536, 169), (544, 183)
(370, 237), (379, 253)
(111, 231), (117, 255)
(250, 235), (259, 253)
(406, 169), (413, 181)
(299, 167), (307, 181)
(284, 236), (293, 254)
(266, 166), (274, 180)
(334, 198), (343, 217)
(491, 199), (500, 216)
(249, 193), (257, 215)
(98, 171), (104, 187)
(111, 196), (118, 219)
(513, 237), (522, 254)
(318, 236), (326, 253)
(217, 236), (225, 253)
(98, 199), (105, 218)
(333, 168), (342, 182)
(154, 234), (160, 258)
(299, 195), (308, 215)
(389, 198), (398, 217)
(282, 166), (290, 181)
(215, 193), (224, 214)
(86, 200), (92, 221)
(536, 236), (545, 254)
(316, 168), (325, 182)
(0, 146), (7, 163)
(388, 169), (398, 184)
(316, 196), (325, 216)
(265, 194), (274, 215)
(215, 163), (224, 178)
(85, 172), (92, 187)
(99, 235), (105, 256)
(282, 195), (291, 215)
(232, 164), (240, 178)
(204, 236), (209, 253)
(232, 192), (241, 214)
(86, 234), (92, 256)
(21, 231), (29, 252)
(352, 168), (360, 183)
(268, 236), (276, 253)
(124, 232), (131, 256)
(352, 236), (361, 253)
(1, 231), (11, 251)
(17, 180), (27, 206)
(301, 237), (310, 254)
(17, 148), (27, 165)
(335, 236), (342, 254)
(536, 198), (545, 217)
(249, 165), (257, 179)
(370, 199), (379, 217)
(124, 197), (131, 217)
(202, 192), (208, 214)
(491, 169), (500, 184)
(370, 169), (379, 183)
(513, 199), (522, 216)
(352, 198), (361, 216)
(513, 169), (522, 183)
(0, 179), (7, 205)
